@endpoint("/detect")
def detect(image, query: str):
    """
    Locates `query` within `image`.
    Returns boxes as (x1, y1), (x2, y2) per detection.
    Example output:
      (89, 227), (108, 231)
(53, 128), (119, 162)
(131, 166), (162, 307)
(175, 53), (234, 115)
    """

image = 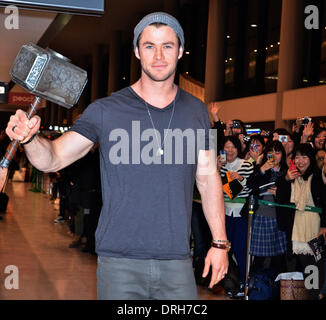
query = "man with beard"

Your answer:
(6, 12), (228, 300)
